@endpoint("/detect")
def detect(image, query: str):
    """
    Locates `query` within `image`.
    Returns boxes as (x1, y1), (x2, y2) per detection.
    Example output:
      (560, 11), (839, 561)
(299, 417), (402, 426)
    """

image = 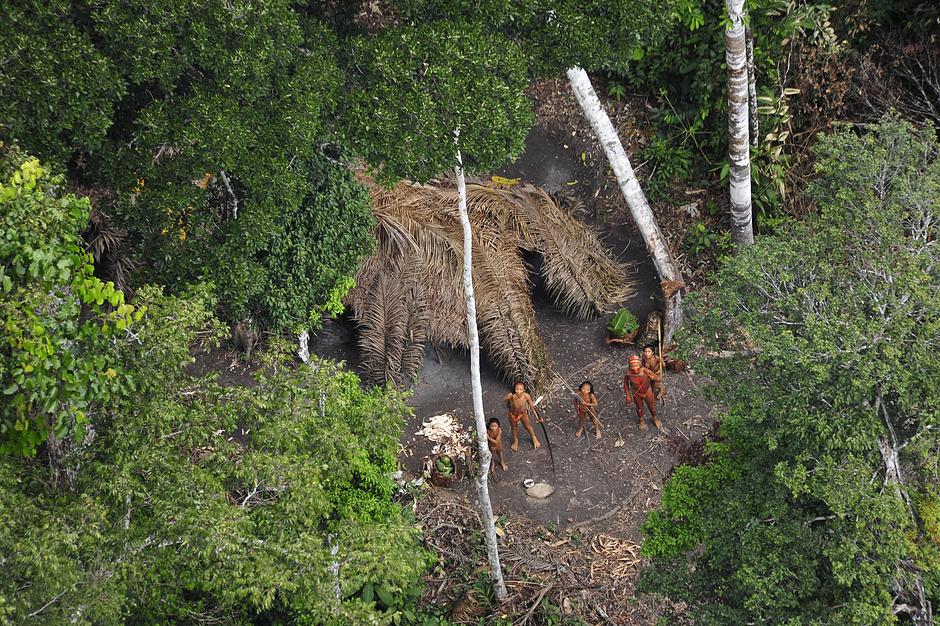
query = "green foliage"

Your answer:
(92, 2), (357, 331)
(357, 576), (454, 626)
(340, 21), (532, 183)
(392, 0), (679, 76)
(607, 308), (639, 337)
(0, 147), (141, 456)
(0, 1), (125, 160)
(639, 132), (694, 199)
(0, 286), (433, 624)
(606, 79), (627, 102)
(684, 220), (732, 258)
(640, 118), (940, 623)
(242, 154), (375, 331)
(642, 443), (739, 558)
(145, 153), (377, 332)
(0, 1), (372, 332)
